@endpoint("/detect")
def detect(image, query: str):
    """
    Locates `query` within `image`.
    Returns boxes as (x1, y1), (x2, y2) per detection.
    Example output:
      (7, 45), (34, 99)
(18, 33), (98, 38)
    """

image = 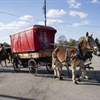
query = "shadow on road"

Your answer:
(0, 94), (35, 100)
(78, 81), (100, 86)
(0, 65), (100, 85)
(0, 67), (29, 74)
